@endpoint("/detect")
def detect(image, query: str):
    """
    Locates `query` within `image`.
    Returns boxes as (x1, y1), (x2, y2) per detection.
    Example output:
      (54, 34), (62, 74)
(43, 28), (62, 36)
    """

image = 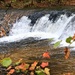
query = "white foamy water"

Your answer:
(0, 13), (75, 47)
